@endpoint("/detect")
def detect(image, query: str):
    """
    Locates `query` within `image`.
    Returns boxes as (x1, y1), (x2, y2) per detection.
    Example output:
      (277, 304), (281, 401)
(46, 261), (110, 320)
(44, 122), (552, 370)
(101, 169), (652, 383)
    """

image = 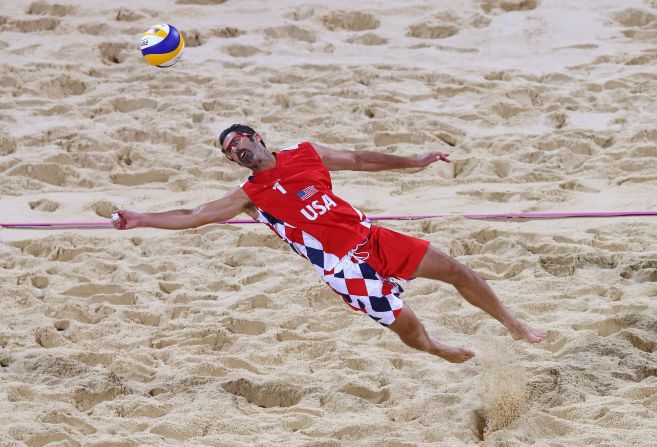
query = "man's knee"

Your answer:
(390, 308), (431, 351)
(390, 308), (422, 339)
(417, 246), (472, 285)
(442, 258), (473, 287)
